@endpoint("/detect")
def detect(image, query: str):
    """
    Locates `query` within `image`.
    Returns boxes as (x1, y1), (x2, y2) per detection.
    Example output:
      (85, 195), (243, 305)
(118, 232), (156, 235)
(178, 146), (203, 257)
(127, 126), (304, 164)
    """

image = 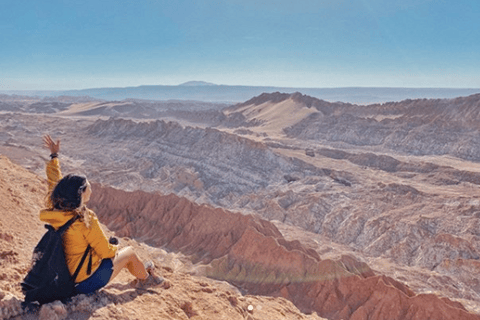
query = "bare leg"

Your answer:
(110, 246), (148, 282)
